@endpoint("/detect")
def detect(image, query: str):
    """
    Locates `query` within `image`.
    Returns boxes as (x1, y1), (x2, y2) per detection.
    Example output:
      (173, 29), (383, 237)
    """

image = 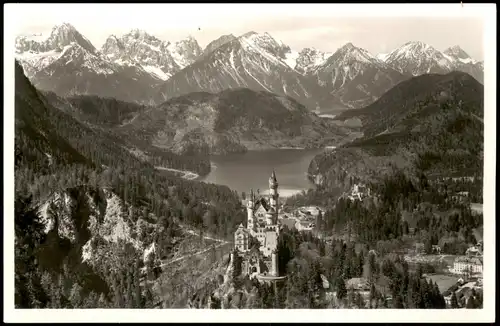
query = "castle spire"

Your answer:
(271, 169), (277, 182)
